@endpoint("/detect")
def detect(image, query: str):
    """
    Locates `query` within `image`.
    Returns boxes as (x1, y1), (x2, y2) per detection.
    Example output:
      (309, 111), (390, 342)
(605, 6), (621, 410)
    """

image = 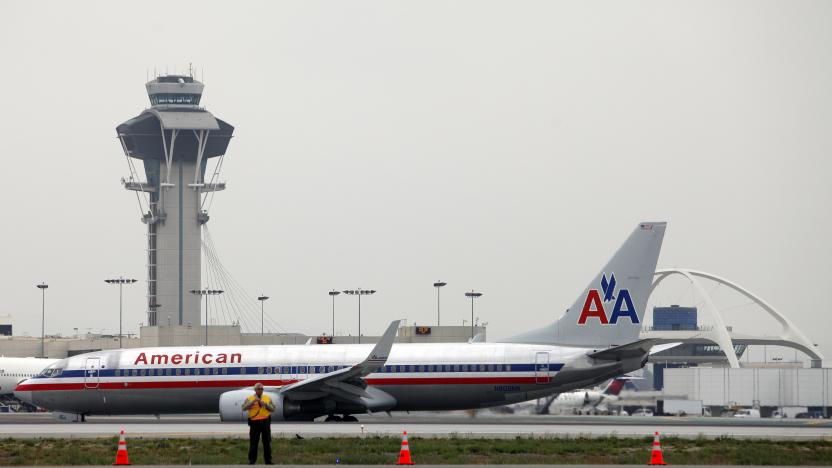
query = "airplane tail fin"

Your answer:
(502, 222), (666, 348)
(603, 378), (626, 396)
